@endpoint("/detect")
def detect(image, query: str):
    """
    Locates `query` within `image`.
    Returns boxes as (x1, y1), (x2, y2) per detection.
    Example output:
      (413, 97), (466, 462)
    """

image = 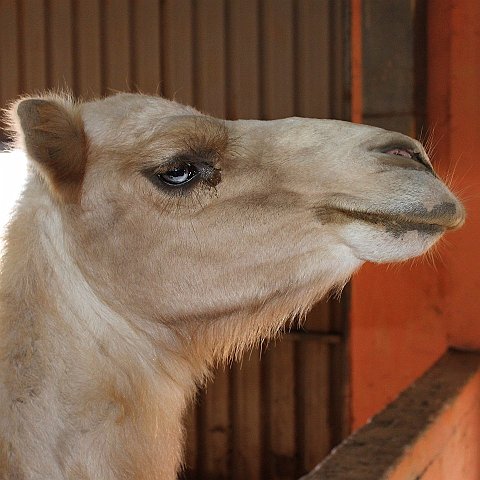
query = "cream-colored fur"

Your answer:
(0, 93), (464, 479)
